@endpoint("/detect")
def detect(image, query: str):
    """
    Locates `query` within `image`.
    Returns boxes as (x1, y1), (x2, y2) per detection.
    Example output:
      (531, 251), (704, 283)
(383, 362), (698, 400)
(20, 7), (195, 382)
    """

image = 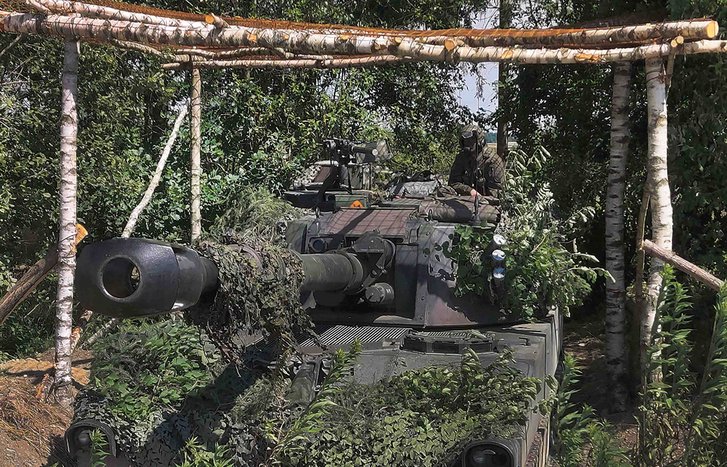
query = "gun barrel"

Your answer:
(75, 238), (219, 318)
(75, 238), (369, 318)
